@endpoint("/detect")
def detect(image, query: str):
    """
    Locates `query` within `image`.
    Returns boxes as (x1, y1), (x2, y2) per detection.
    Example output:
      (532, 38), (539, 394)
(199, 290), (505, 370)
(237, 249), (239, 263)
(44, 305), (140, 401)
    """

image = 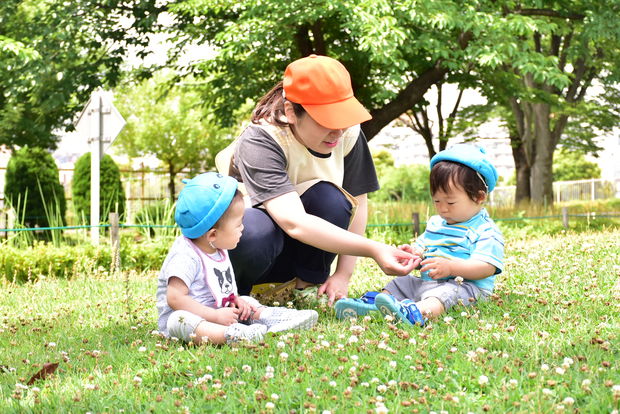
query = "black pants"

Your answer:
(230, 181), (353, 295)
